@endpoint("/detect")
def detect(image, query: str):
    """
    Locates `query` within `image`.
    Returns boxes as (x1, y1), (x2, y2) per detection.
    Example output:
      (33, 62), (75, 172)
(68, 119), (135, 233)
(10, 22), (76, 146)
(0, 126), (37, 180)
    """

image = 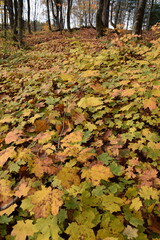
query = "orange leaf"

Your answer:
(143, 97), (157, 111)
(0, 147), (16, 167)
(5, 129), (23, 144)
(121, 88), (135, 97)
